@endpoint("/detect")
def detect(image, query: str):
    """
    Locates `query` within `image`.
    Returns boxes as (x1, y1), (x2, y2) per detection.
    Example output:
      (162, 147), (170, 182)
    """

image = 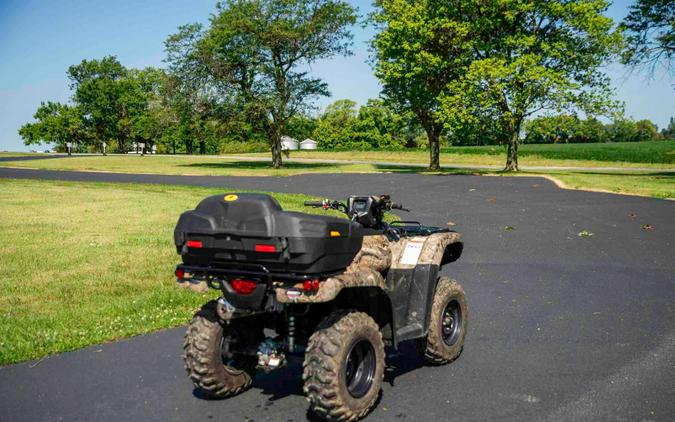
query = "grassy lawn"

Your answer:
(524, 171), (674, 199)
(0, 179), (341, 365)
(0, 154), (382, 176)
(441, 140), (675, 164)
(244, 140), (675, 168)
